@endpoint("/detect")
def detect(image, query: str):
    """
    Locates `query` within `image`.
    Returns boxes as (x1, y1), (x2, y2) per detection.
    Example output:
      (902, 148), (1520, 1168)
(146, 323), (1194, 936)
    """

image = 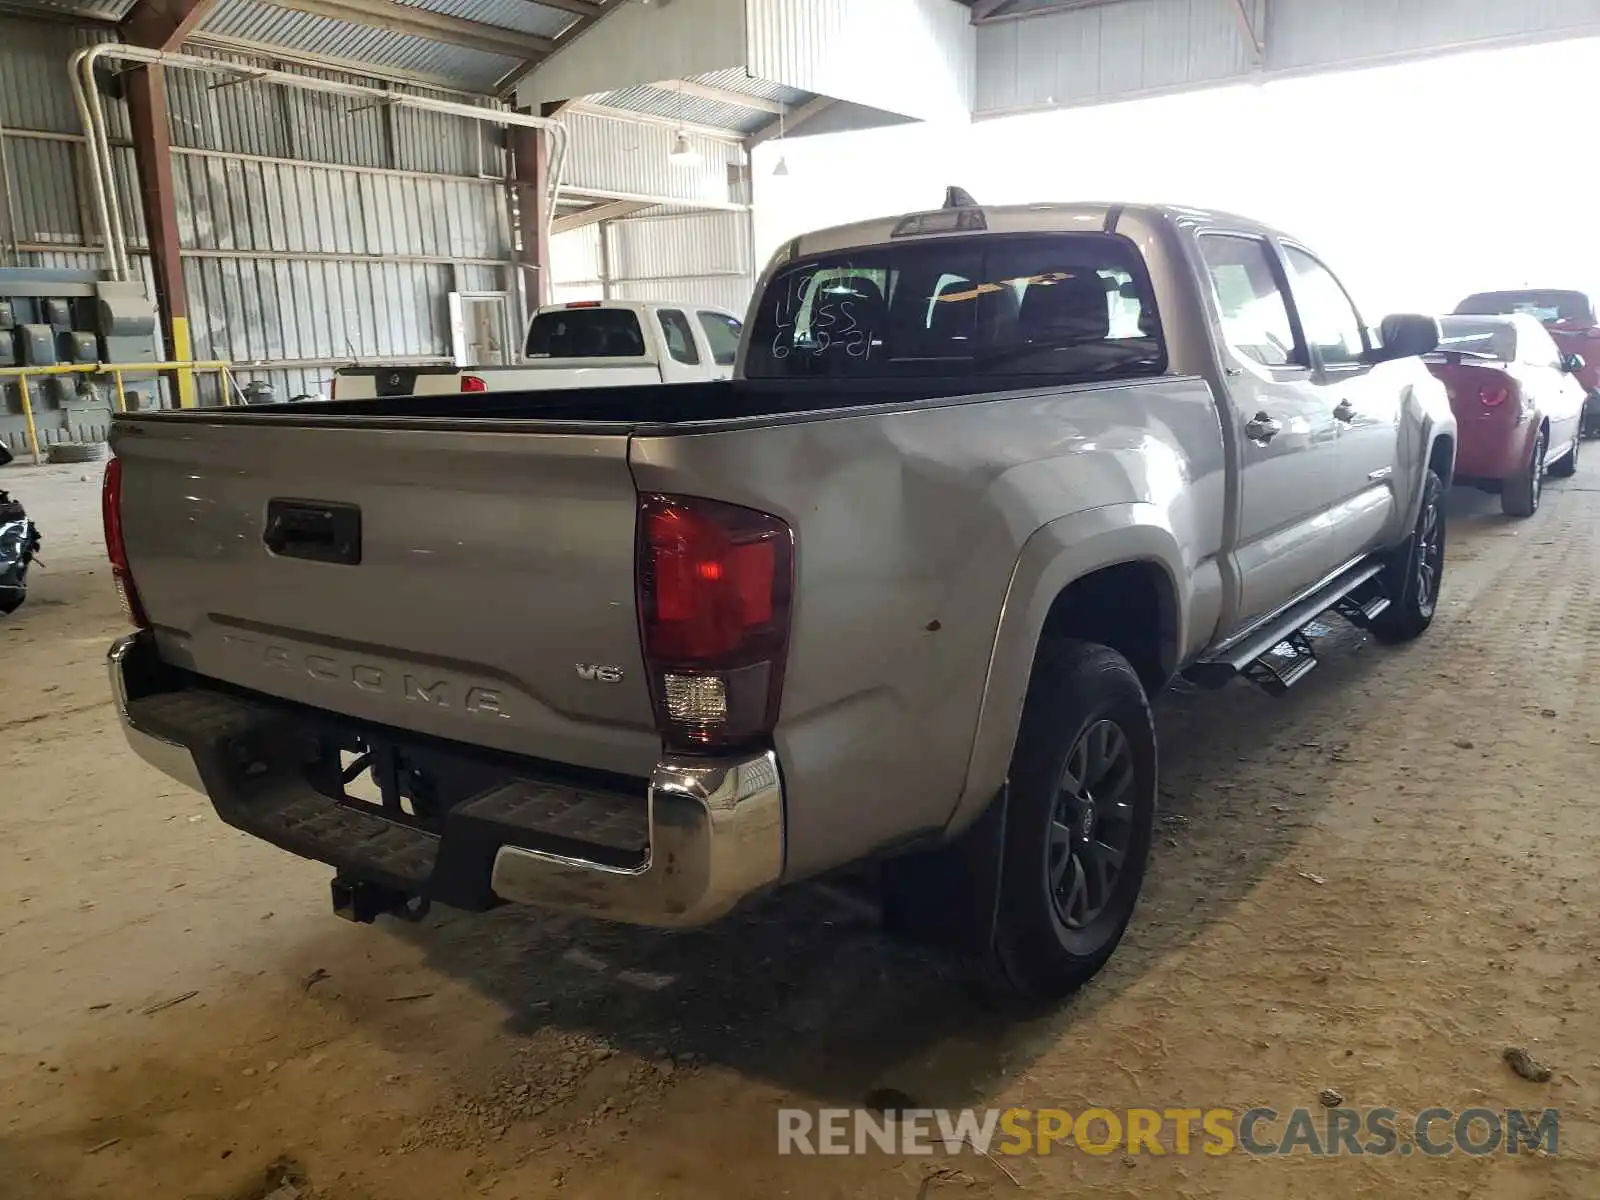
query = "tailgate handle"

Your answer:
(264, 499), (362, 565)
